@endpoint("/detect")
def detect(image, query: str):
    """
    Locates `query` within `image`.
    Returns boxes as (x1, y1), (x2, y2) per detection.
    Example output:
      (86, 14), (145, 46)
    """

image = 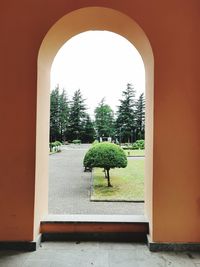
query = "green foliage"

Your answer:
(80, 114), (96, 143)
(124, 149), (145, 157)
(72, 139), (81, 144)
(67, 89), (87, 141)
(50, 86), (69, 142)
(135, 139), (145, 149)
(132, 142), (139, 150)
(135, 93), (145, 140)
(59, 90), (70, 141)
(49, 85), (145, 145)
(121, 139), (145, 150)
(84, 142), (127, 169)
(116, 83), (136, 143)
(54, 141), (62, 146)
(94, 98), (115, 138)
(115, 85), (146, 143)
(50, 140), (62, 152)
(83, 142), (127, 187)
(121, 144), (130, 150)
(50, 87), (96, 143)
(50, 87), (60, 141)
(92, 159), (144, 201)
(92, 140), (99, 146)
